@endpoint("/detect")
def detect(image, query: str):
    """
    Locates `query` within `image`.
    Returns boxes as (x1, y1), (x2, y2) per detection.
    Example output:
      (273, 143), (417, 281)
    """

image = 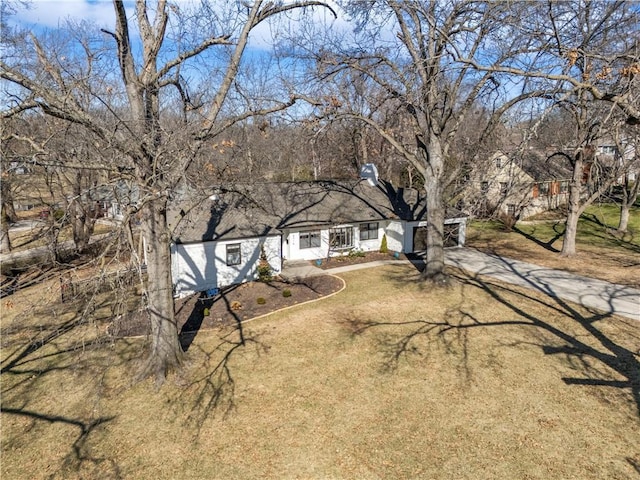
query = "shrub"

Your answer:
(380, 233), (388, 253)
(53, 209), (66, 223)
(256, 297), (266, 305)
(347, 248), (366, 258)
(257, 246), (273, 282)
(282, 289), (292, 298)
(230, 300), (242, 311)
